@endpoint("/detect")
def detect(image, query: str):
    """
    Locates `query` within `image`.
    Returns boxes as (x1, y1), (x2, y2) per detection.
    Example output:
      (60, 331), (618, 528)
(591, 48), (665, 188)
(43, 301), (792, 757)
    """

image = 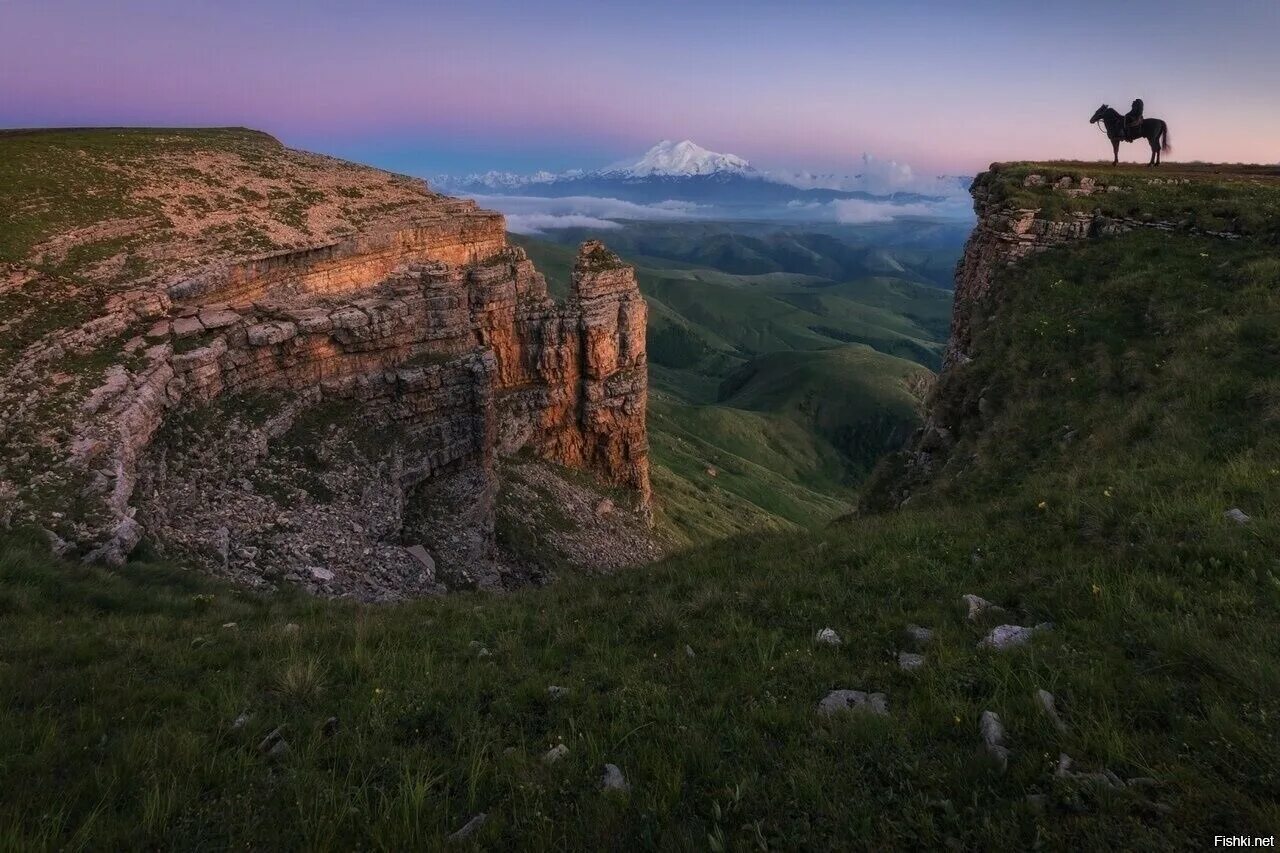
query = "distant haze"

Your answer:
(2, 0), (1277, 175)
